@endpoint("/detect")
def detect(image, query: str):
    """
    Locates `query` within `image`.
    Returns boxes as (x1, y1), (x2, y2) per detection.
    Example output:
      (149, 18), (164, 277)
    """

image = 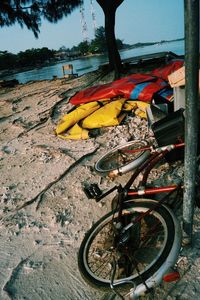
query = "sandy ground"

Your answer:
(0, 71), (200, 300)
